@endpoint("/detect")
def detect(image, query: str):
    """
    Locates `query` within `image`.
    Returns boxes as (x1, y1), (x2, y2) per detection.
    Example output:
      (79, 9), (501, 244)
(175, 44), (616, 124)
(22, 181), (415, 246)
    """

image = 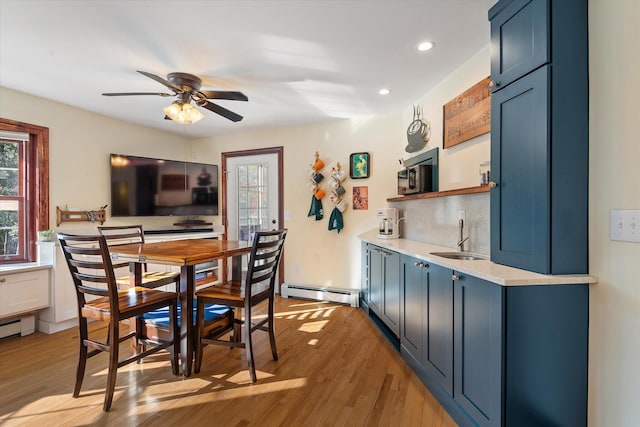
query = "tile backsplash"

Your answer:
(389, 193), (490, 255)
